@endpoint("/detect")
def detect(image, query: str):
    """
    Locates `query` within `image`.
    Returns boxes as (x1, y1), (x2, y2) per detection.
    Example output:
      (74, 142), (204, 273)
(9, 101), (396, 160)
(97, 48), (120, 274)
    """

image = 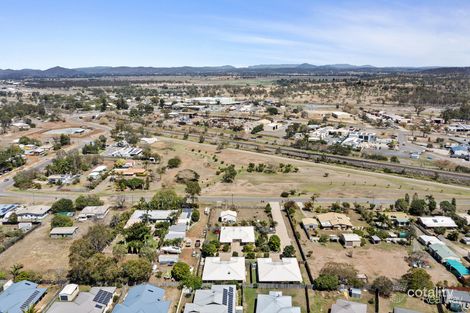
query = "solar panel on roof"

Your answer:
(222, 289), (228, 305)
(93, 289), (113, 305)
(20, 290), (40, 310)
